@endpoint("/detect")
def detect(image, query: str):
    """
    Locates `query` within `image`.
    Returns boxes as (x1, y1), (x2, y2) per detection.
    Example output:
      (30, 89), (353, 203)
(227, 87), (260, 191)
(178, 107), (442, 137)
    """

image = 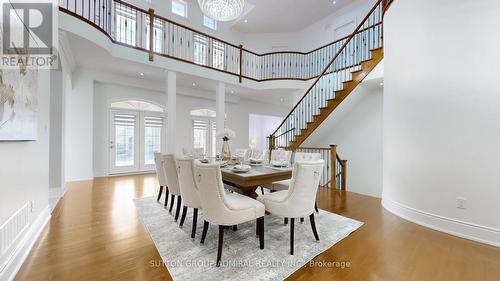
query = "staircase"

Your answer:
(269, 0), (388, 149)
